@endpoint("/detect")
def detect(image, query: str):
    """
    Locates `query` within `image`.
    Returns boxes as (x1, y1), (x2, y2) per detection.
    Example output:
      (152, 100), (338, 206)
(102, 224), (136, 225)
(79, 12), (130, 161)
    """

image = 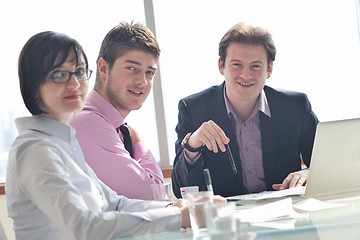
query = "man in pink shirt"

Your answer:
(70, 22), (164, 200)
